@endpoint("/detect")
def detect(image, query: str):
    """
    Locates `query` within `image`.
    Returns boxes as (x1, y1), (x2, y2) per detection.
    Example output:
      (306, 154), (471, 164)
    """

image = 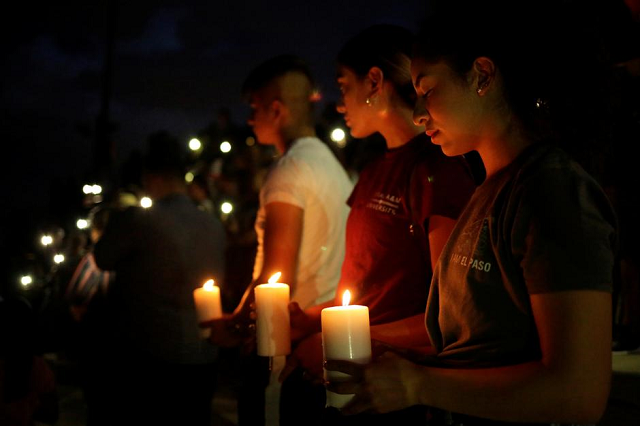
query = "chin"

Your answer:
(437, 140), (463, 157)
(349, 127), (373, 140)
(255, 135), (274, 146)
